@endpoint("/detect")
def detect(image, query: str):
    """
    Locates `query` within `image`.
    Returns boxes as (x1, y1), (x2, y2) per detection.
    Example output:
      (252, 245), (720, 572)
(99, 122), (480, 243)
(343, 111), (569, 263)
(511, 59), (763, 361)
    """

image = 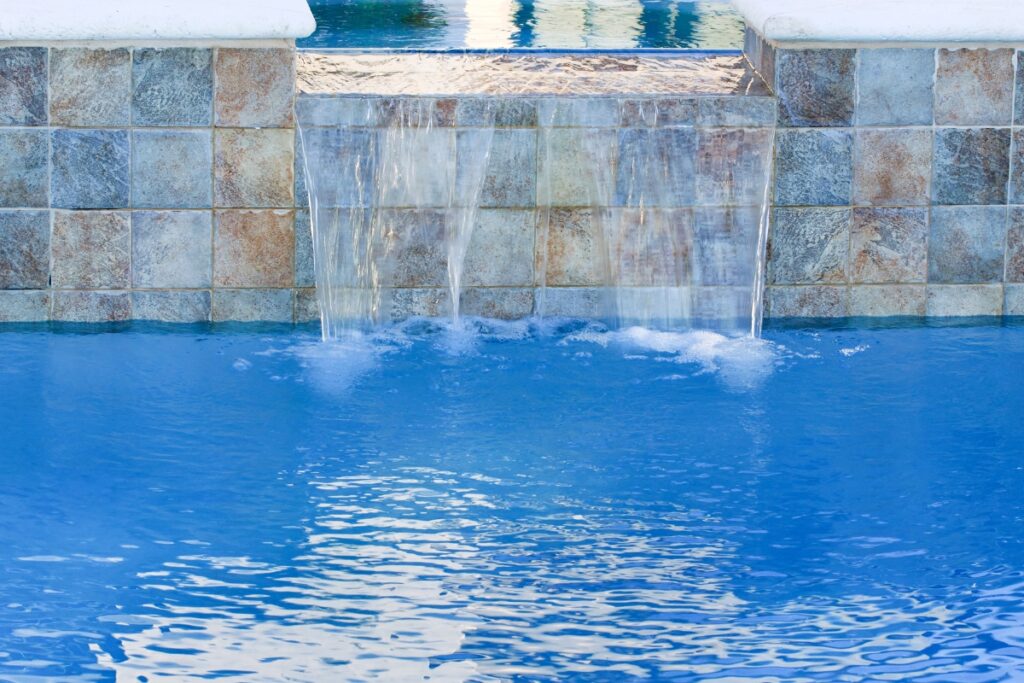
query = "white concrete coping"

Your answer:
(733, 0), (1024, 46)
(0, 0), (316, 42)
